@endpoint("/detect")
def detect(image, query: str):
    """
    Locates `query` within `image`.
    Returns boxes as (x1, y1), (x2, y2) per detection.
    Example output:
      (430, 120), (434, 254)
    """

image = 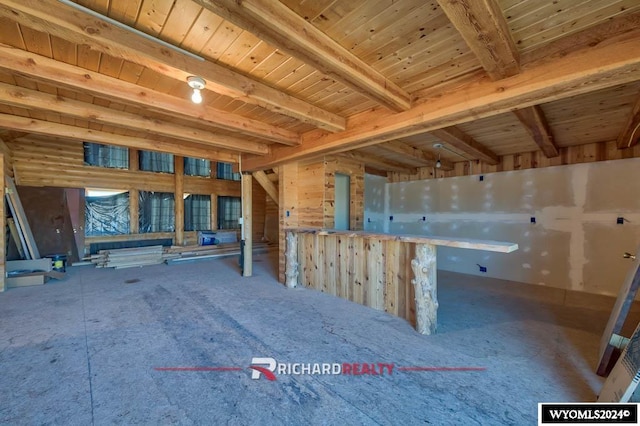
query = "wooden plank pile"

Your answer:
(166, 241), (274, 264)
(89, 242), (275, 268)
(91, 245), (164, 269)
